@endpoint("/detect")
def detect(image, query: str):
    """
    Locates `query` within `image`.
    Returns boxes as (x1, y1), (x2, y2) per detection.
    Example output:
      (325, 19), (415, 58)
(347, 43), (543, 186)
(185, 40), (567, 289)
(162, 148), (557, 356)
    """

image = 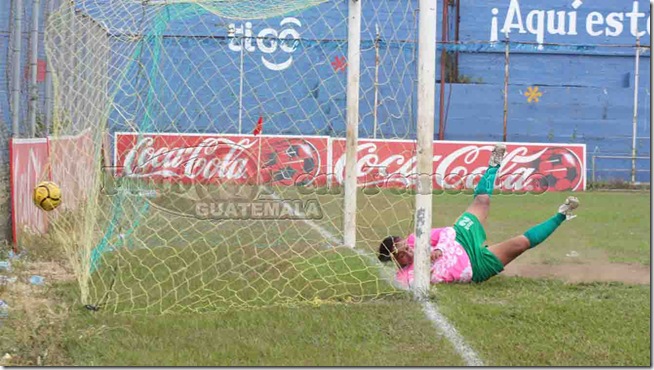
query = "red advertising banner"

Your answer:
(115, 133), (260, 184)
(8, 133), (587, 242)
(115, 133), (585, 192)
(10, 131), (101, 244)
(331, 138), (417, 189)
(258, 136), (329, 187)
(114, 133), (330, 187)
(49, 130), (96, 211)
(331, 139), (586, 192)
(10, 138), (50, 241)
